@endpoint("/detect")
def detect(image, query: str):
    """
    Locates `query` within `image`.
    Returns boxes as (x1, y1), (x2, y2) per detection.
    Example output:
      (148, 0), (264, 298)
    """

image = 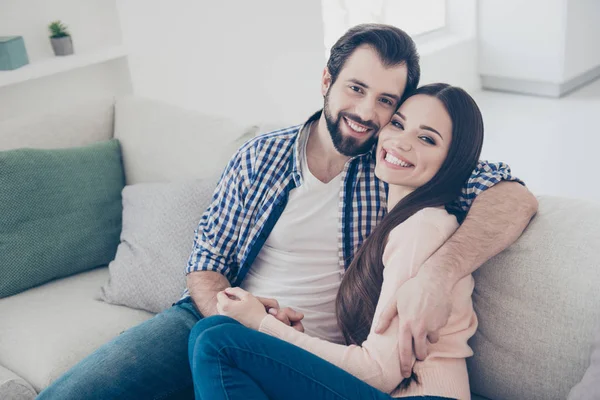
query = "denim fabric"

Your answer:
(188, 315), (454, 400)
